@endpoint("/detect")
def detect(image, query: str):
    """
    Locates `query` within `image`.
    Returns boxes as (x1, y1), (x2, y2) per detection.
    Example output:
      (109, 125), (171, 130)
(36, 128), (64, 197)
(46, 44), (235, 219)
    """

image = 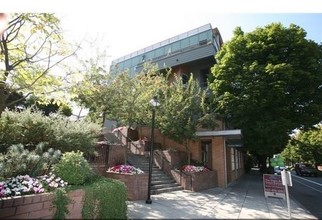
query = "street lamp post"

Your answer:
(146, 96), (160, 204)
